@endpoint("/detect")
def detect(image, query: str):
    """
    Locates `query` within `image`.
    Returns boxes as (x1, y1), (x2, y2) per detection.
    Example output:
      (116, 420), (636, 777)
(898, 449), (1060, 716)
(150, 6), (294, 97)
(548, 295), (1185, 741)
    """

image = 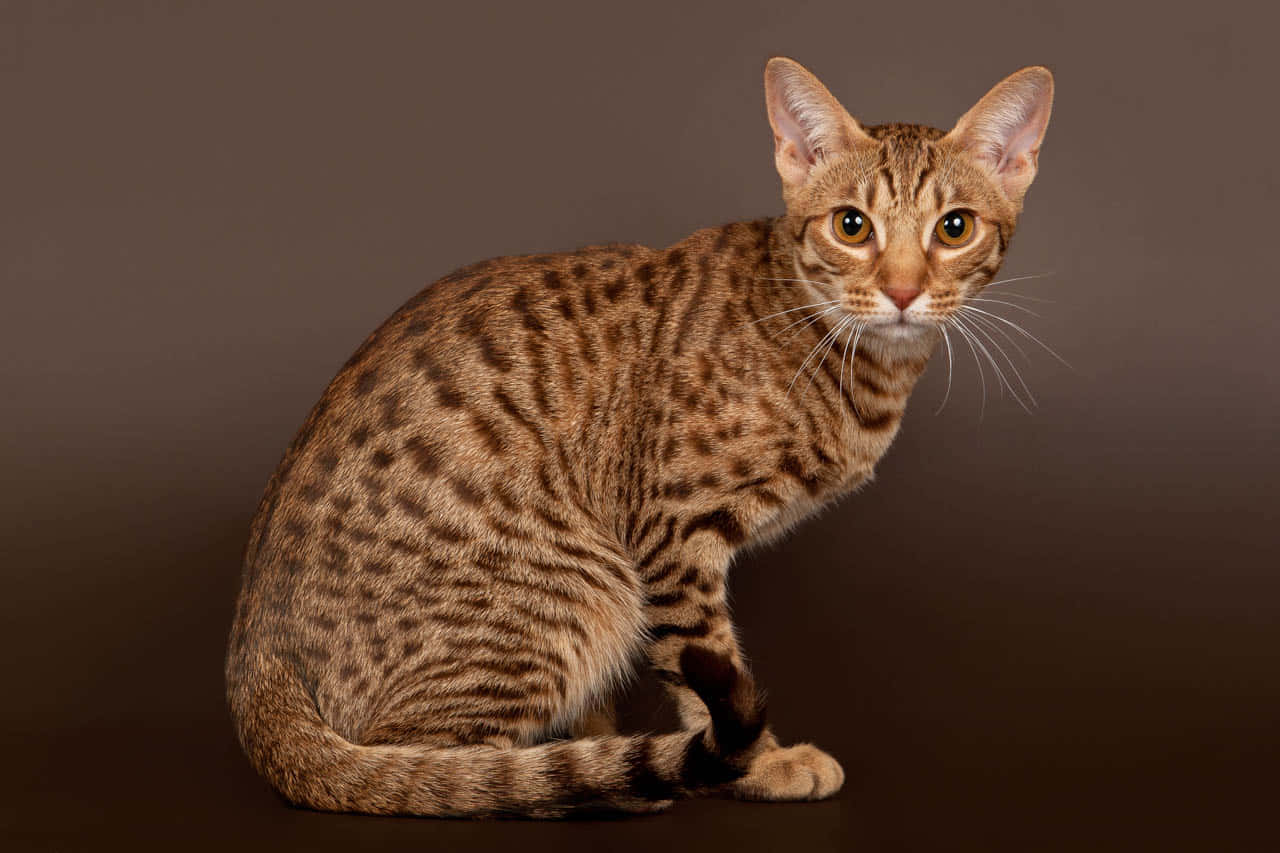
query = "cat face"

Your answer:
(764, 59), (1053, 344)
